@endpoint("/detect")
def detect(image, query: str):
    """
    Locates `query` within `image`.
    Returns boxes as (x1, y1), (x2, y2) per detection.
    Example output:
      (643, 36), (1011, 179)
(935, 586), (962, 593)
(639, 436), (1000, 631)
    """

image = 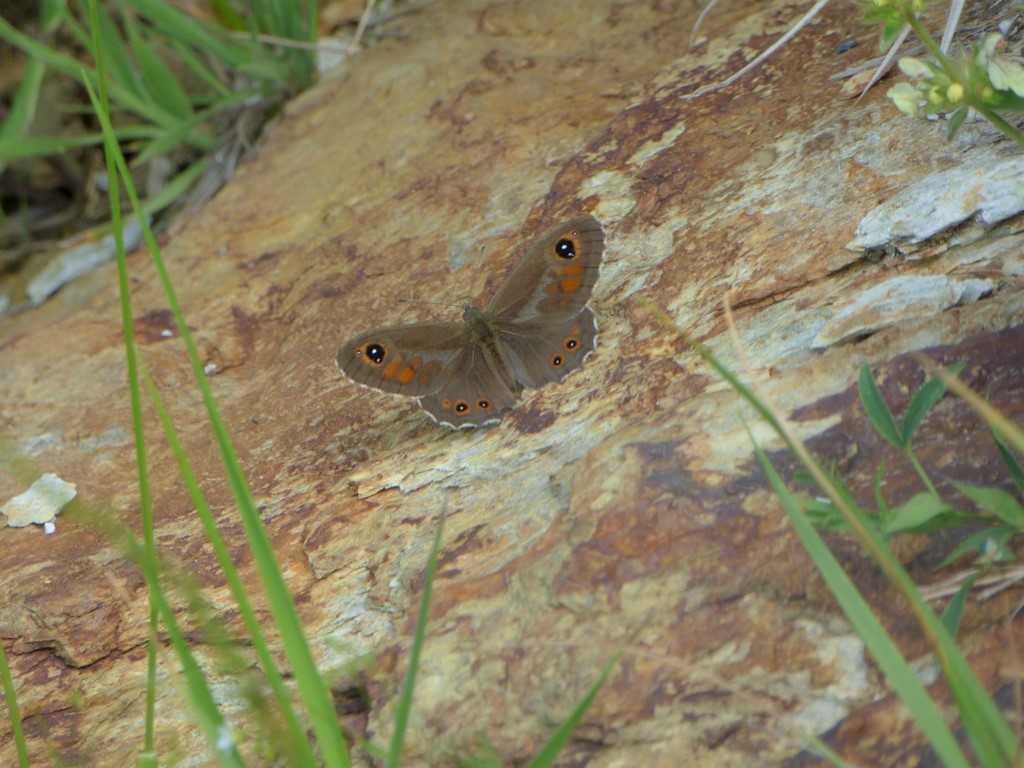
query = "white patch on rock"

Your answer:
(1, 473), (77, 527)
(813, 275), (994, 348)
(27, 219), (144, 305)
(846, 156), (1024, 251)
